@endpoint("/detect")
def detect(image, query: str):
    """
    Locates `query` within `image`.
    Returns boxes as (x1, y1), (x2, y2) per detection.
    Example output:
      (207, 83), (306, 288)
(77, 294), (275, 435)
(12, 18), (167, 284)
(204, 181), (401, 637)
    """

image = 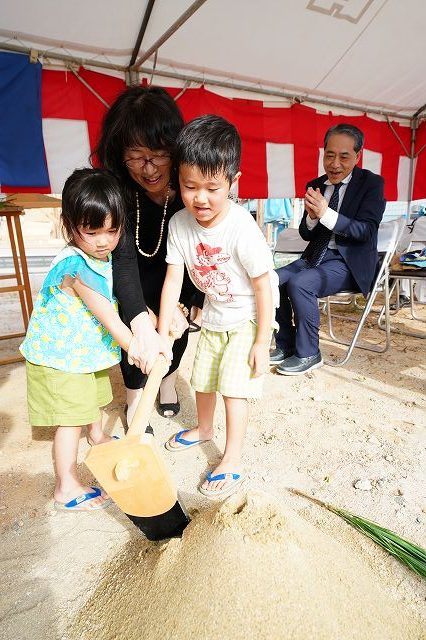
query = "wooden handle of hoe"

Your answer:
(125, 306), (189, 438)
(126, 351), (171, 437)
